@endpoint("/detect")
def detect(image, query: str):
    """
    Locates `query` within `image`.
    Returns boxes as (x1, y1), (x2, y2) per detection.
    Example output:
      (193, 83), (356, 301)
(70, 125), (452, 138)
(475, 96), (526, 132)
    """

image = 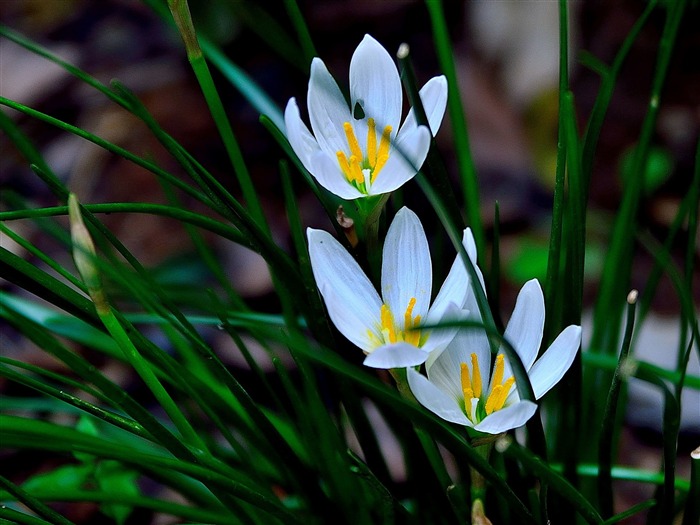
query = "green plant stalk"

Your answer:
(283, 0), (316, 65)
(0, 507), (57, 525)
(424, 0), (485, 258)
(590, 0), (687, 357)
(580, 0), (658, 195)
(398, 44), (463, 231)
(68, 195), (205, 452)
(0, 488), (234, 525)
(1, 416), (299, 523)
(0, 365), (149, 439)
(167, 0), (270, 235)
(598, 291), (638, 517)
(0, 475), (74, 525)
(497, 437), (604, 525)
(633, 368), (679, 525)
(682, 447), (700, 525)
